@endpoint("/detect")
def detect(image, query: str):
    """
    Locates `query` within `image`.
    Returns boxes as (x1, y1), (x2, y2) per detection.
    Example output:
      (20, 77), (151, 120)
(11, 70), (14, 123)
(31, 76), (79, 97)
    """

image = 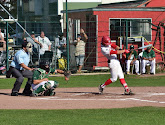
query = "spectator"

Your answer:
(26, 31), (43, 63)
(73, 28), (88, 73)
(7, 42), (34, 96)
(125, 45), (140, 75)
(0, 28), (6, 66)
(59, 34), (67, 58)
(26, 31), (42, 51)
(36, 31), (52, 56)
(0, 28), (6, 52)
(55, 35), (62, 58)
(142, 46), (156, 75)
